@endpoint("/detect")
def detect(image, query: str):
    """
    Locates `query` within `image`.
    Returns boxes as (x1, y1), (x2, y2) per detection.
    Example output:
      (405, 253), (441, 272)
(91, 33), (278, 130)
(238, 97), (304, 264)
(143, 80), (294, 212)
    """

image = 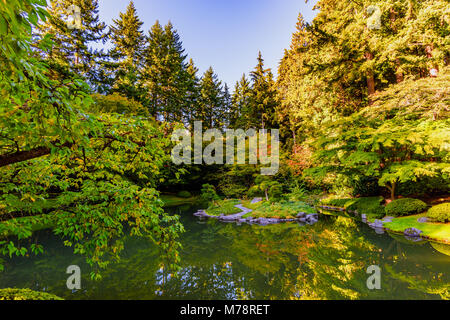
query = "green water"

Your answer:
(0, 205), (449, 300)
